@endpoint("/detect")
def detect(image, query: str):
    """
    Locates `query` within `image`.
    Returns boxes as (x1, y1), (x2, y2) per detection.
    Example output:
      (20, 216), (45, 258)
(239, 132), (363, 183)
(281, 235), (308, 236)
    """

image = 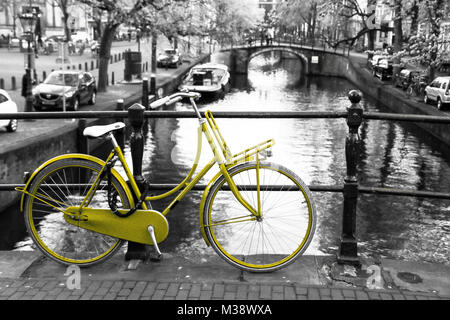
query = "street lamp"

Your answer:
(18, 11), (37, 115)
